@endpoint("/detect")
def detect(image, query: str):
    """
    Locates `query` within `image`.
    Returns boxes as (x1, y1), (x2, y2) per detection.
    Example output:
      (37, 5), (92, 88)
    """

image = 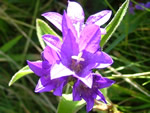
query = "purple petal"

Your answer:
(96, 90), (107, 103)
(79, 51), (97, 77)
(35, 76), (55, 93)
(62, 11), (77, 40)
(129, 7), (135, 14)
(42, 12), (62, 31)
(79, 24), (101, 53)
(50, 62), (74, 80)
(53, 83), (64, 96)
(145, 2), (150, 8)
(93, 74), (115, 89)
(53, 77), (68, 96)
(42, 46), (59, 64)
(98, 77), (115, 89)
(93, 51), (113, 69)
(86, 10), (112, 26)
(42, 60), (50, 69)
(73, 80), (82, 101)
(27, 60), (43, 77)
(74, 73), (93, 88)
(135, 3), (145, 10)
(67, 1), (84, 25)
(82, 94), (94, 112)
(42, 34), (62, 53)
(61, 29), (79, 66)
